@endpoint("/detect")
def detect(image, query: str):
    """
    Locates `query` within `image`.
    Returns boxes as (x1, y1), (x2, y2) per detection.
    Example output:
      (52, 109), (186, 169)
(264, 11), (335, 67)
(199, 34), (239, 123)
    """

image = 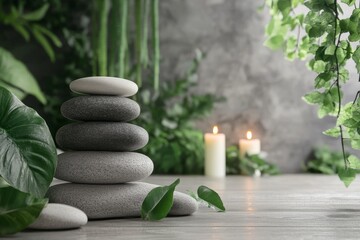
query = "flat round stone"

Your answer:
(70, 76), (138, 96)
(56, 122), (148, 151)
(28, 203), (87, 230)
(47, 182), (198, 219)
(56, 152), (153, 184)
(61, 96), (140, 121)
